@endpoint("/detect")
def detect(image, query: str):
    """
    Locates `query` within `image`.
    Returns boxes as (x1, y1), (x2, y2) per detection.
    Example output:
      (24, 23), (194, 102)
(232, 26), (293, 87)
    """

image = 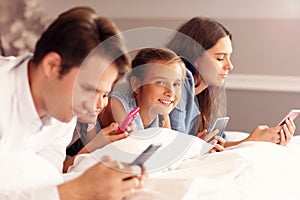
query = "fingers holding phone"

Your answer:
(277, 109), (300, 126)
(204, 129), (220, 143)
(121, 164), (146, 199)
(203, 117), (229, 152)
(196, 129), (207, 139)
(116, 106), (140, 135)
(99, 156), (146, 198)
(205, 117), (229, 143)
(101, 144), (160, 179)
(100, 156), (145, 177)
(281, 117), (296, 135)
(278, 118), (295, 146)
(210, 136), (226, 152)
(100, 122), (129, 142)
(101, 106), (140, 142)
(276, 109), (299, 145)
(207, 132), (226, 153)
